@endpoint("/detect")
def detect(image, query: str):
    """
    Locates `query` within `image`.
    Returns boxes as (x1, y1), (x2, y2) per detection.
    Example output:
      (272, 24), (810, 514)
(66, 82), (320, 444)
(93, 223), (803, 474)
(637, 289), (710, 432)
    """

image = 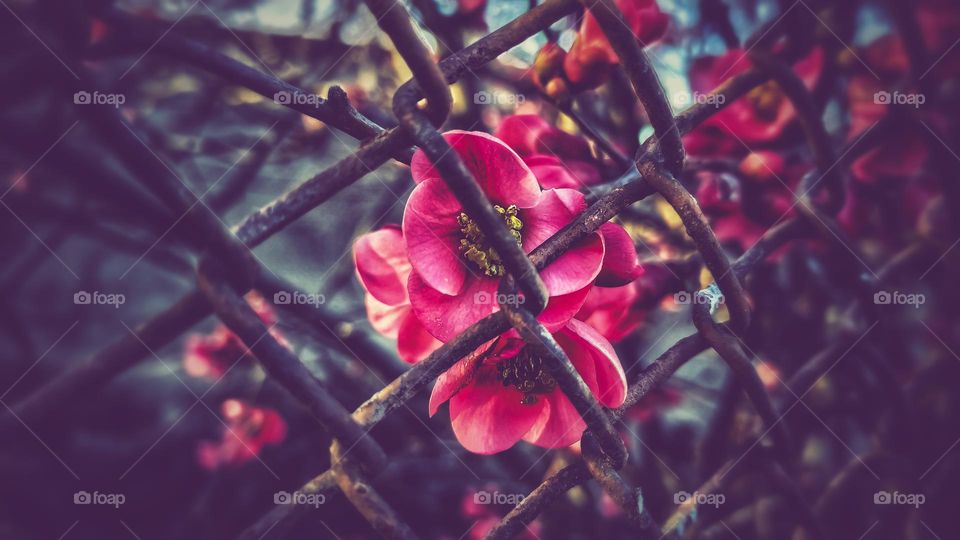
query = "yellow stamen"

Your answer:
(457, 204), (523, 277)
